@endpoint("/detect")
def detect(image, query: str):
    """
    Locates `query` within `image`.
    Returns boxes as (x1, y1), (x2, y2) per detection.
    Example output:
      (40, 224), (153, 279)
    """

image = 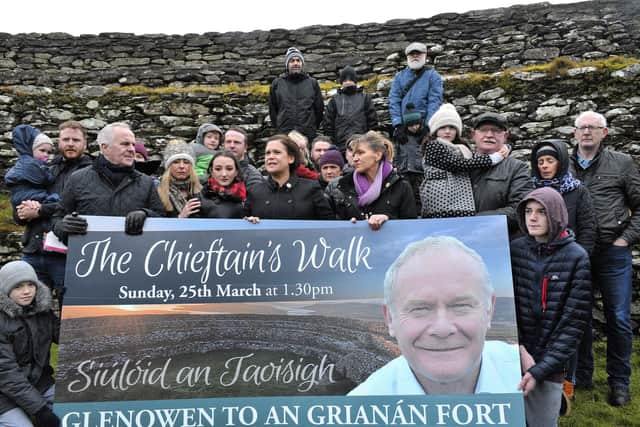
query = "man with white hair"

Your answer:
(349, 236), (519, 395)
(53, 122), (165, 239)
(569, 111), (640, 407)
(389, 42), (443, 144)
